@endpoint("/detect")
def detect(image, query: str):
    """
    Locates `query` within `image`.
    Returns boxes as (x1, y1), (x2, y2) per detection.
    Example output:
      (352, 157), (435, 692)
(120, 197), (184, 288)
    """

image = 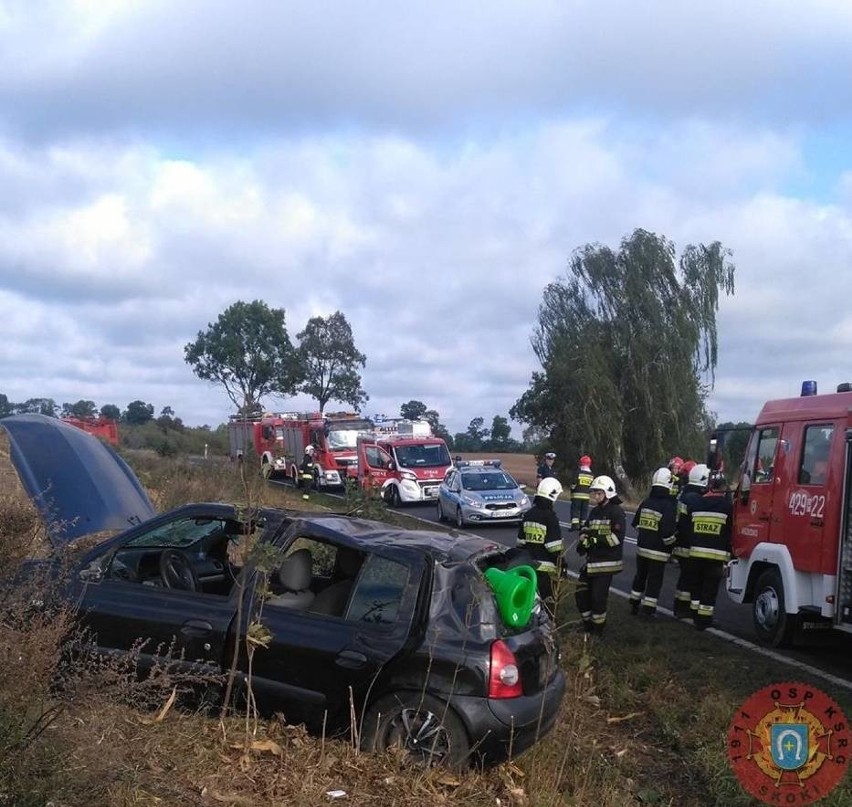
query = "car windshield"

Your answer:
(326, 428), (372, 450)
(394, 443), (452, 468)
(461, 472), (517, 491)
